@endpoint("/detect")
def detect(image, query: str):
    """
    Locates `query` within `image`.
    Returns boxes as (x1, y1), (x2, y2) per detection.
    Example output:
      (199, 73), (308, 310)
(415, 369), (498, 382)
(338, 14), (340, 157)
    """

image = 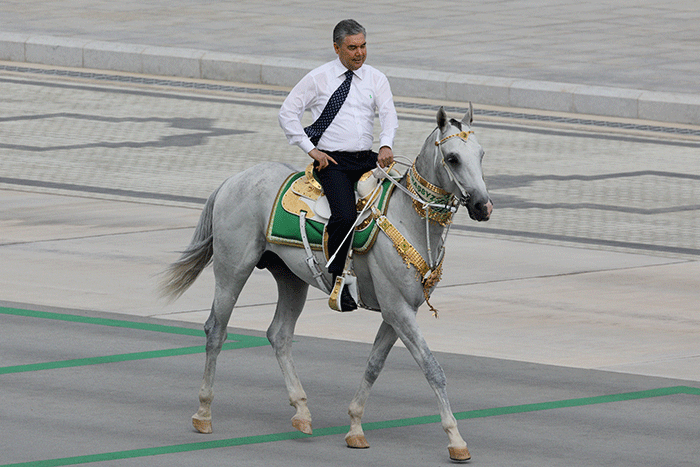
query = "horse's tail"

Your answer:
(159, 184), (222, 302)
